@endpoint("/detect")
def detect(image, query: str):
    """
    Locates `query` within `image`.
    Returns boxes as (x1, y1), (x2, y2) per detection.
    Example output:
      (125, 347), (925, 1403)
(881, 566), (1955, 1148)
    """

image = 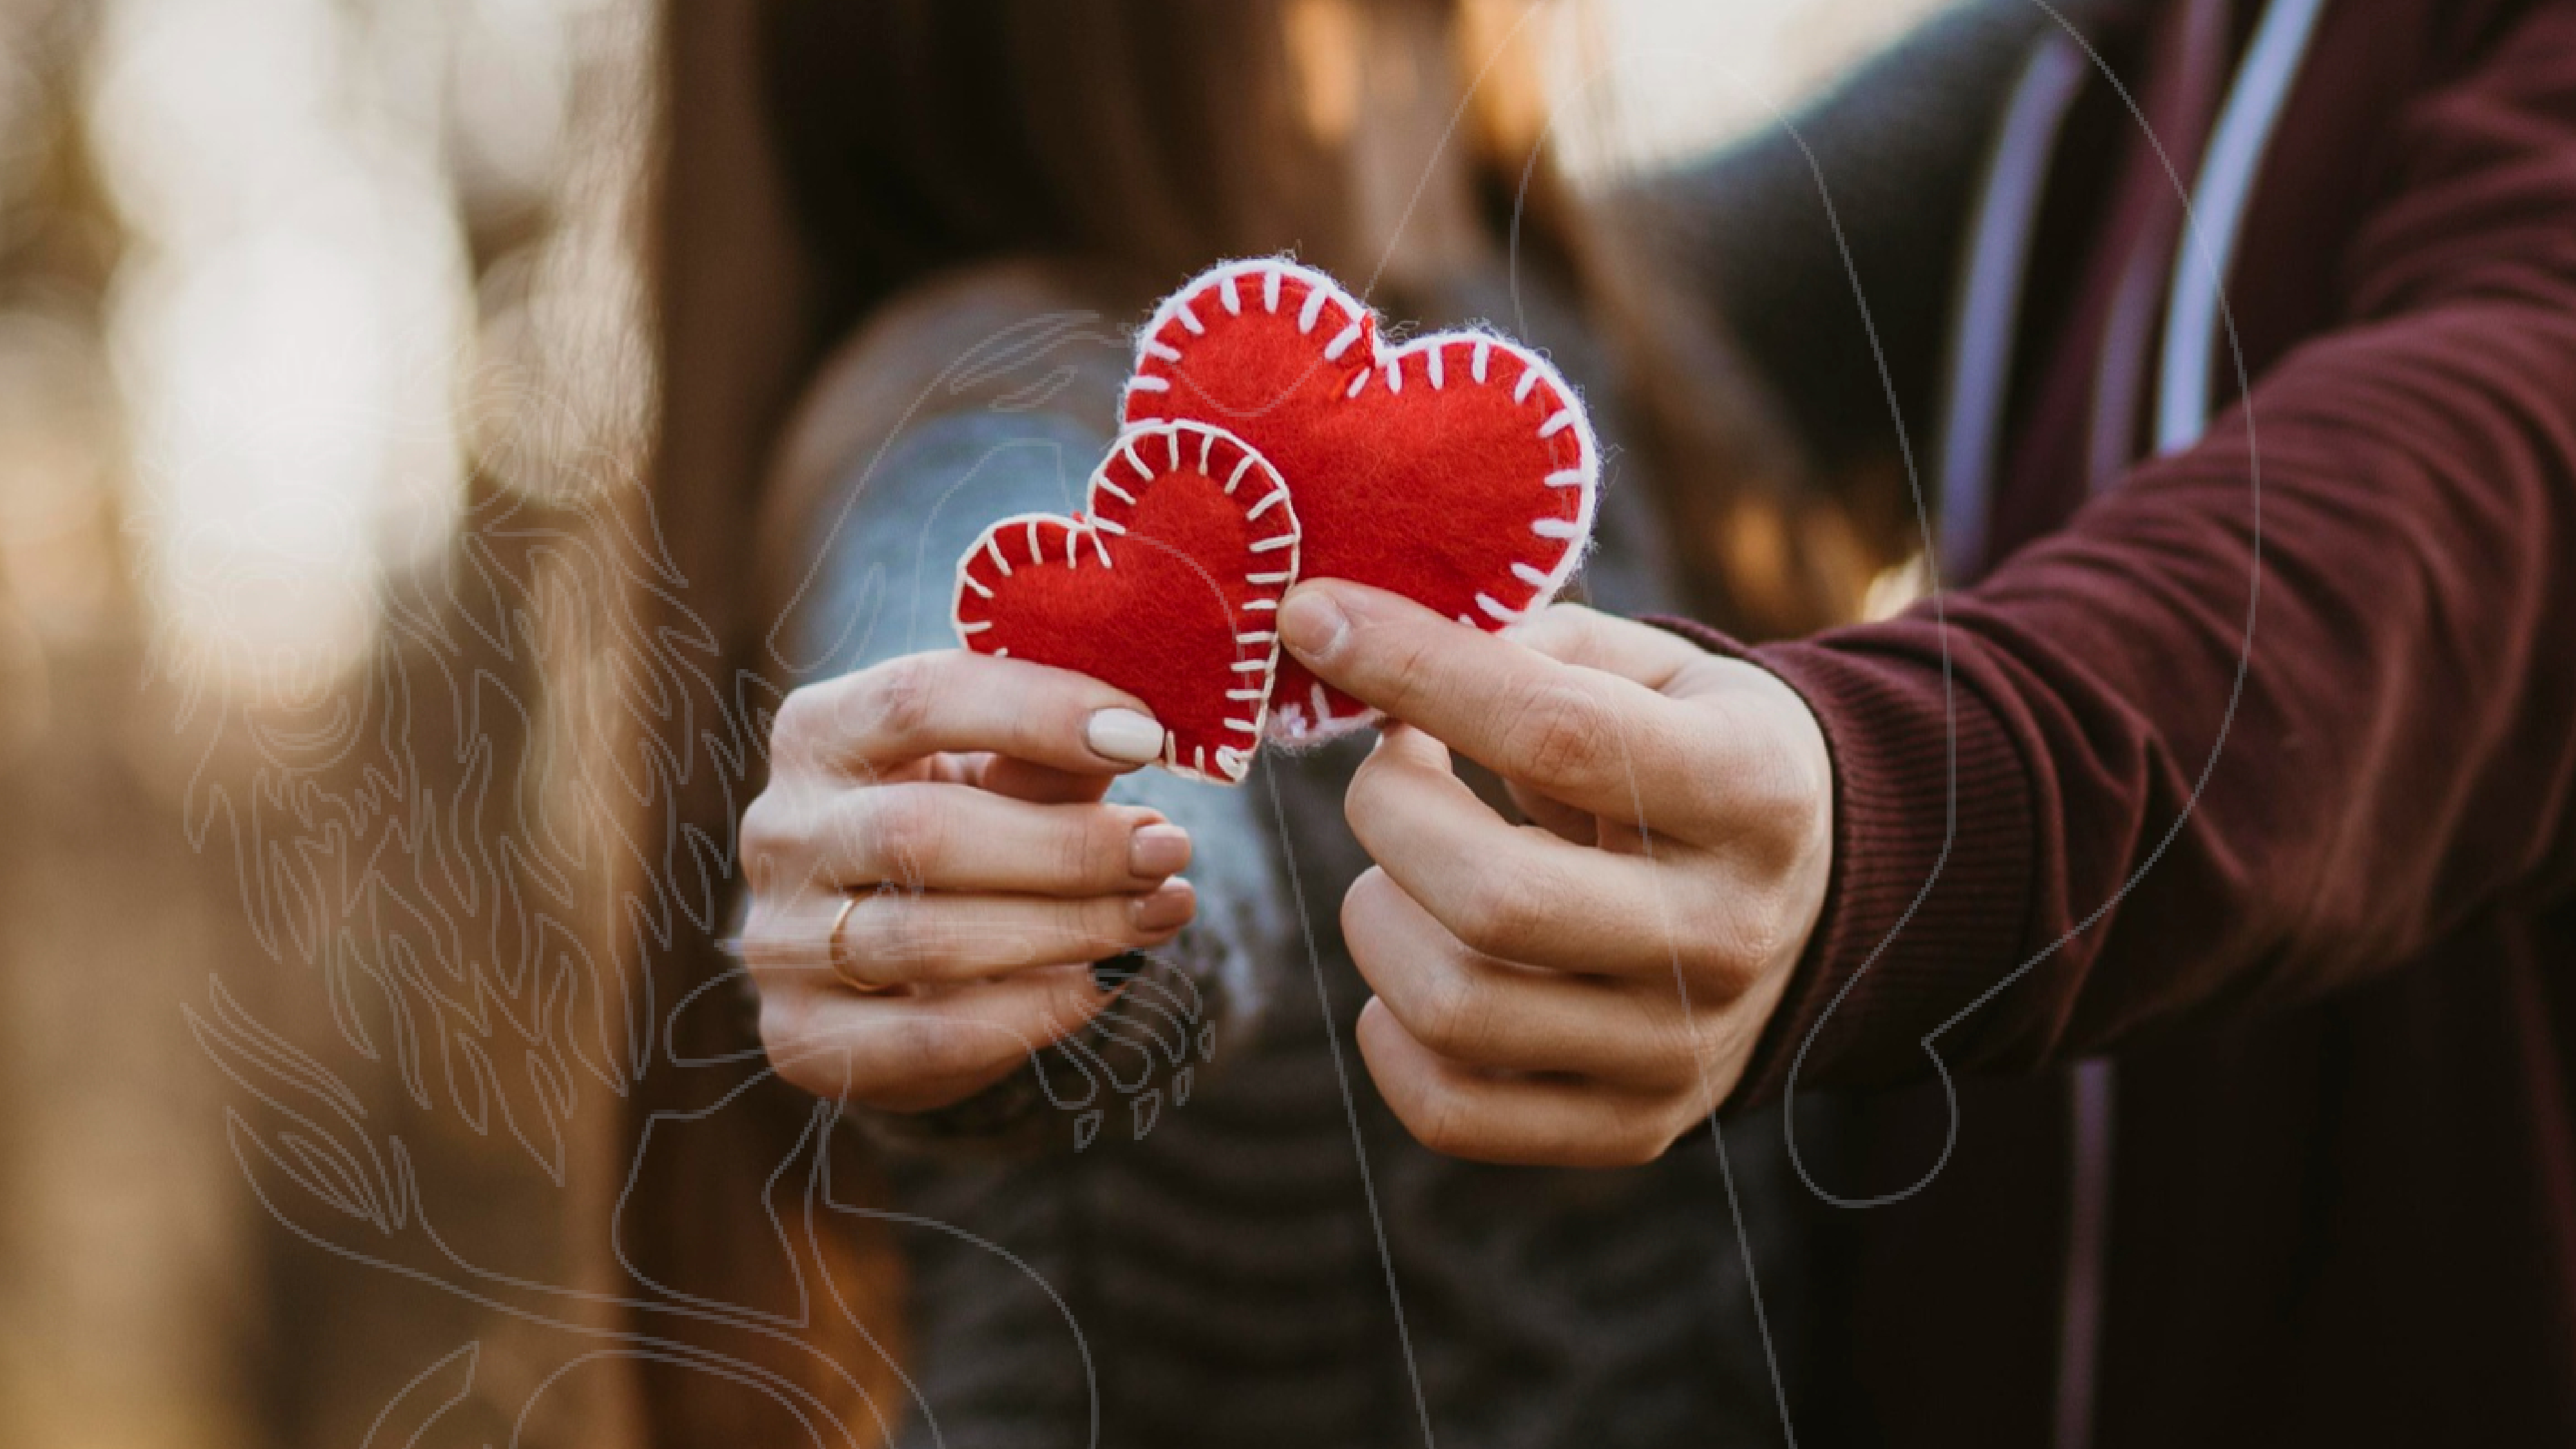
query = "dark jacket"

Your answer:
(1674, 1), (2576, 1443)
